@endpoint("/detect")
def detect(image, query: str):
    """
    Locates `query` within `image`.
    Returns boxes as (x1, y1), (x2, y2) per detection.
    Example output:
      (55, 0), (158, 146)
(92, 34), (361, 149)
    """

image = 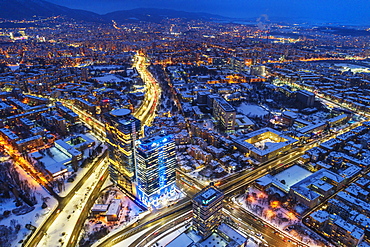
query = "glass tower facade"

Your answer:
(192, 184), (224, 238)
(135, 133), (176, 206)
(104, 108), (141, 194)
